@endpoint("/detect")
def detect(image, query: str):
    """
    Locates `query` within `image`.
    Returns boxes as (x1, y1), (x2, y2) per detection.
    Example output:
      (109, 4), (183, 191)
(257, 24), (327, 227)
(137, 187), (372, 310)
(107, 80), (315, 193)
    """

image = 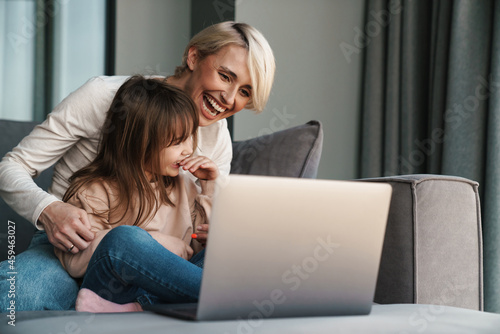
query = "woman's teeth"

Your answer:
(204, 95), (226, 117)
(203, 101), (217, 117)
